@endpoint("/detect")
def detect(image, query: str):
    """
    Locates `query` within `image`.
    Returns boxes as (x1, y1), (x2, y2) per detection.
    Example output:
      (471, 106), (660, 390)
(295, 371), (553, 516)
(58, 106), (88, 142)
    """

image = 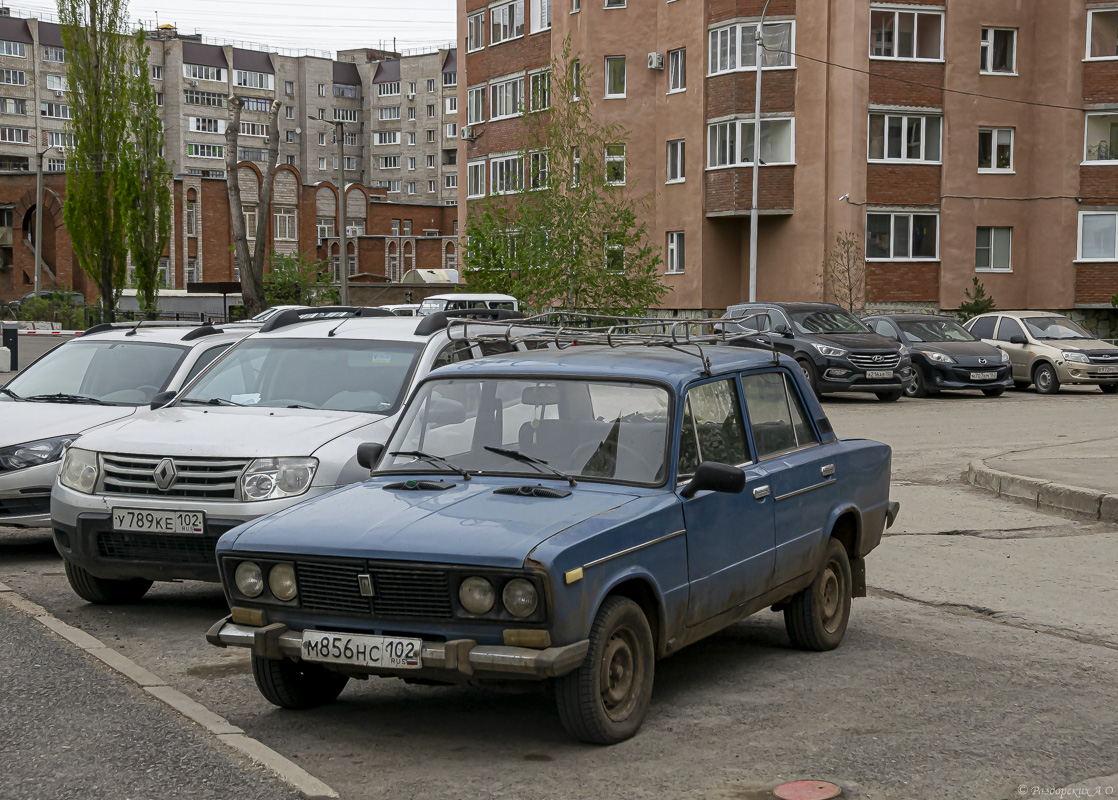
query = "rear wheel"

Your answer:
(904, 369), (928, 398)
(796, 358), (821, 399)
(875, 390), (903, 402)
(1033, 363), (1060, 395)
(1100, 384), (1118, 395)
(784, 539), (852, 651)
(251, 654), (349, 710)
(64, 560), (152, 604)
(982, 388), (1005, 397)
